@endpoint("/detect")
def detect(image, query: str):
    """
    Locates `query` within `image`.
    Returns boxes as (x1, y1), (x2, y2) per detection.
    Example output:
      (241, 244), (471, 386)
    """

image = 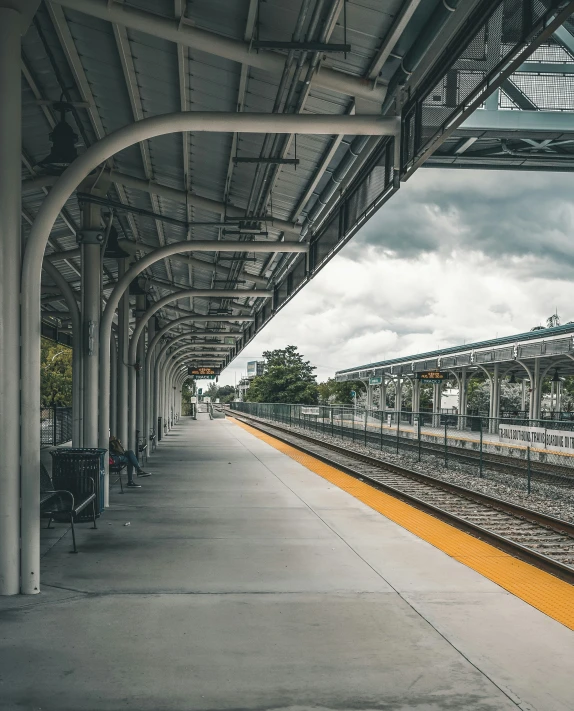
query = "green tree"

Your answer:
(41, 338), (73, 407)
(466, 375), (523, 414)
(245, 345), (318, 404)
(318, 378), (364, 405)
(217, 385), (237, 403)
